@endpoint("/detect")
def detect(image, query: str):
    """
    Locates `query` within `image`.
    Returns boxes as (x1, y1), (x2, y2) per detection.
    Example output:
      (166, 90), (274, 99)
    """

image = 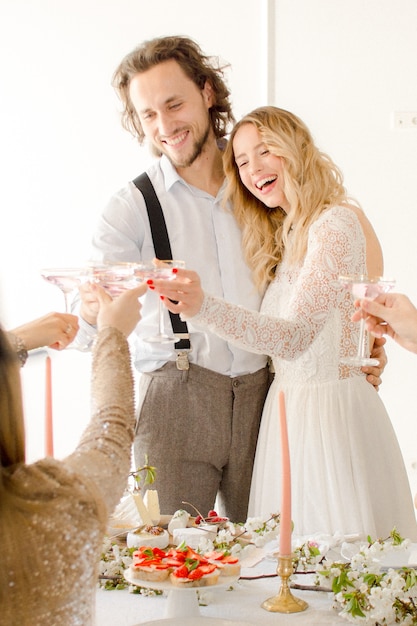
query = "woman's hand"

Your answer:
(96, 282), (147, 337)
(10, 312), (79, 351)
(353, 293), (417, 355)
(148, 269), (205, 319)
